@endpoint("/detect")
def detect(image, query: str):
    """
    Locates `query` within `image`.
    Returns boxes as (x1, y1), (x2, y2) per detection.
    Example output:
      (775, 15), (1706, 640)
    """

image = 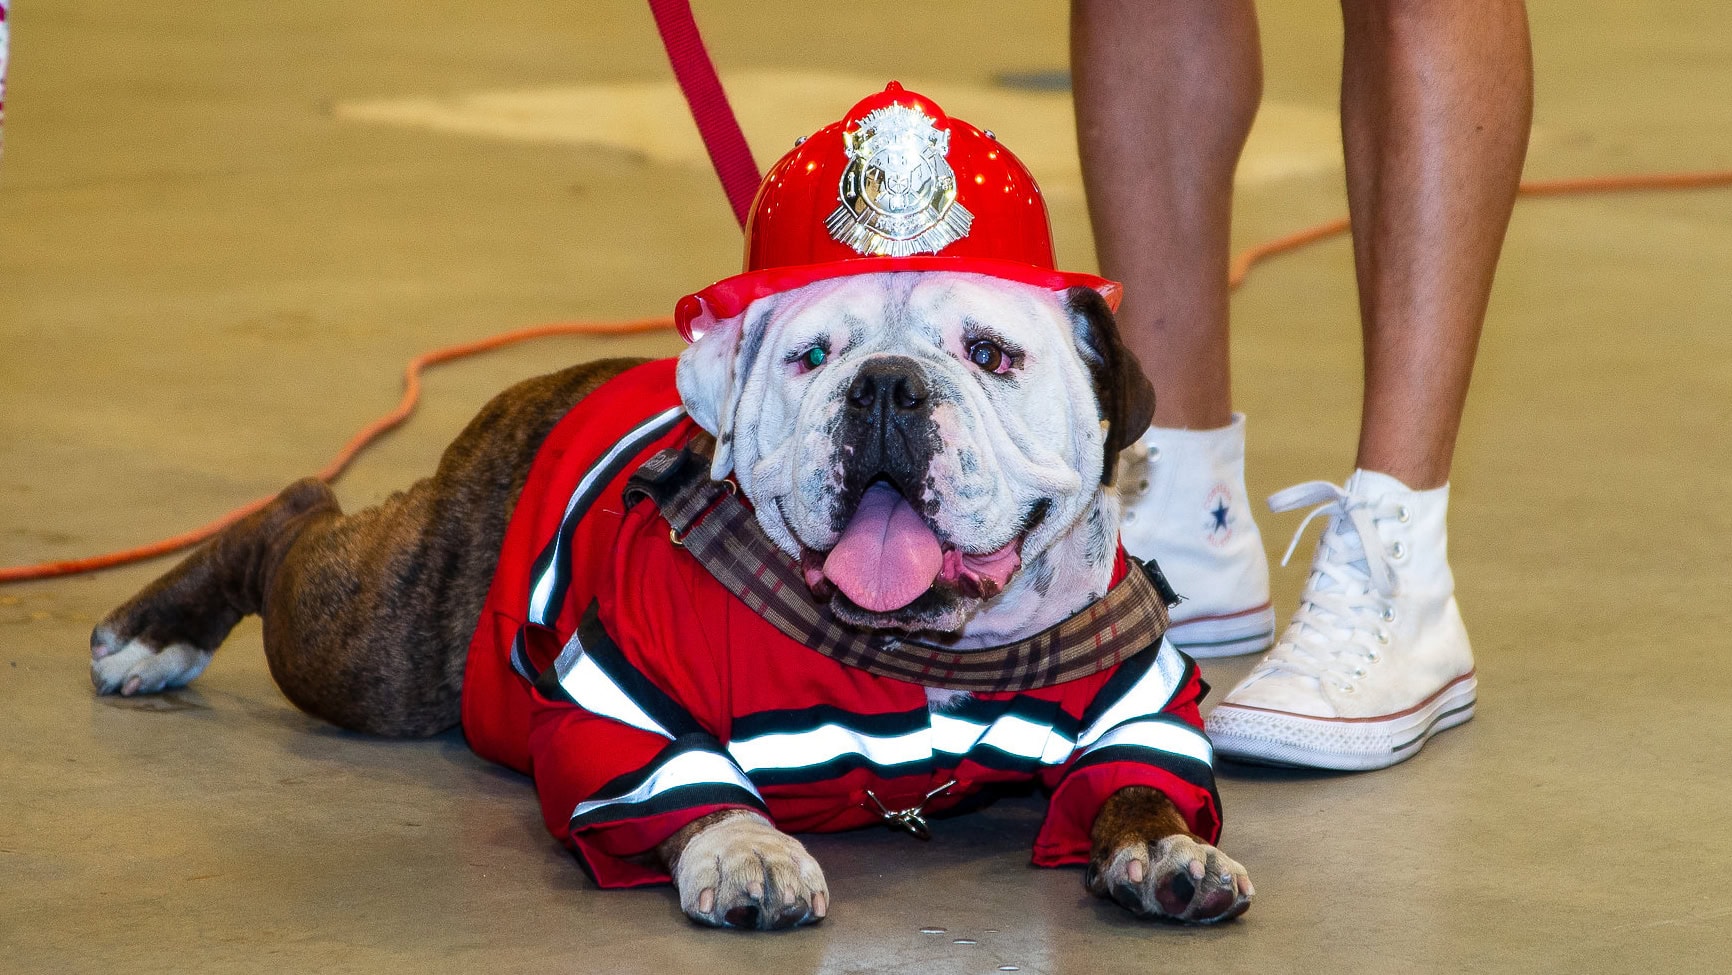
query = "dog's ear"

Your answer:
(675, 300), (775, 480)
(1064, 286), (1155, 486)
